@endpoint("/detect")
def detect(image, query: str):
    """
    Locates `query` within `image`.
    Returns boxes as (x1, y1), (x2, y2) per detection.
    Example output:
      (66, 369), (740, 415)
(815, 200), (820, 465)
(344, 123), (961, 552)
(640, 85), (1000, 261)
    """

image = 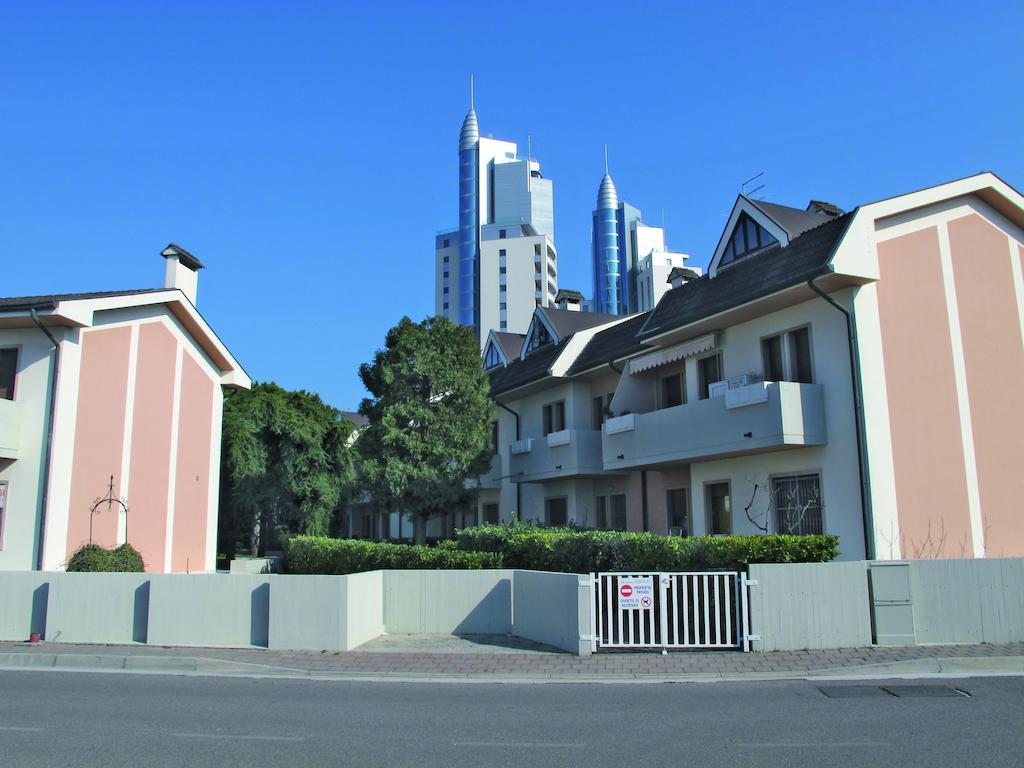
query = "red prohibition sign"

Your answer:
(620, 584), (633, 598)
